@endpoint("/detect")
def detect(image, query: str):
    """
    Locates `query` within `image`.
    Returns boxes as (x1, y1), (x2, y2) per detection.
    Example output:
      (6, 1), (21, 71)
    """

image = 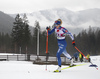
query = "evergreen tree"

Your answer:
(11, 14), (31, 53)
(96, 30), (100, 54)
(11, 14), (23, 53)
(22, 14), (31, 53)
